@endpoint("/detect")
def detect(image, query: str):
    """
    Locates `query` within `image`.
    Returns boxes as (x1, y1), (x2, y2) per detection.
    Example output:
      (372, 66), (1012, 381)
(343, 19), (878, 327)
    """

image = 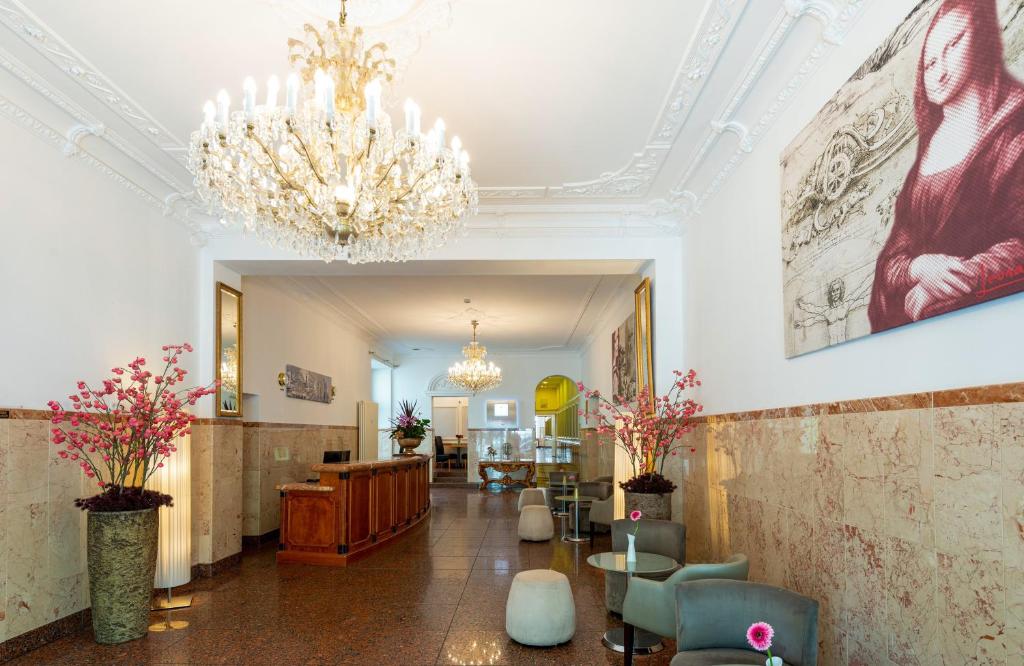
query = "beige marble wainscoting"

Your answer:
(677, 382), (1024, 665)
(241, 422), (357, 541)
(189, 420), (243, 571)
(0, 413), (90, 651)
